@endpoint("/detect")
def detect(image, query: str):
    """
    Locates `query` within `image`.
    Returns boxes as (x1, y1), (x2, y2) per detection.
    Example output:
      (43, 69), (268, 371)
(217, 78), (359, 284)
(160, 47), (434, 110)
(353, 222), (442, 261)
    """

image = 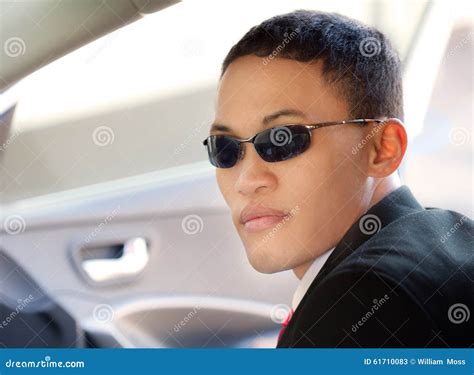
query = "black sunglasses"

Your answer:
(202, 119), (384, 168)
